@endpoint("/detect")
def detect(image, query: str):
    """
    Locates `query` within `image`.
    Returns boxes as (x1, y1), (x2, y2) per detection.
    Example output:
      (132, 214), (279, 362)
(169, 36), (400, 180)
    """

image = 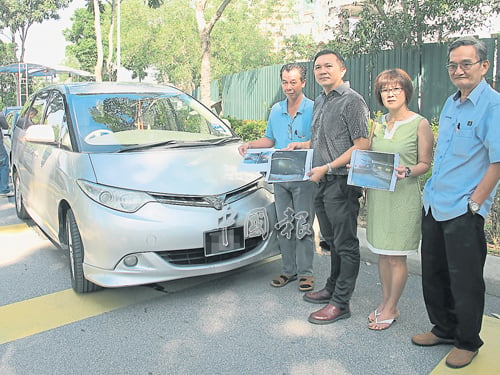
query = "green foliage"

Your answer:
(64, 7), (110, 76)
(210, 1), (281, 79)
(486, 190), (500, 253)
(225, 117), (267, 142)
(0, 0), (70, 61)
(276, 34), (319, 62)
(327, 0), (499, 57)
(0, 41), (17, 107)
(63, 0), (281, 90)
